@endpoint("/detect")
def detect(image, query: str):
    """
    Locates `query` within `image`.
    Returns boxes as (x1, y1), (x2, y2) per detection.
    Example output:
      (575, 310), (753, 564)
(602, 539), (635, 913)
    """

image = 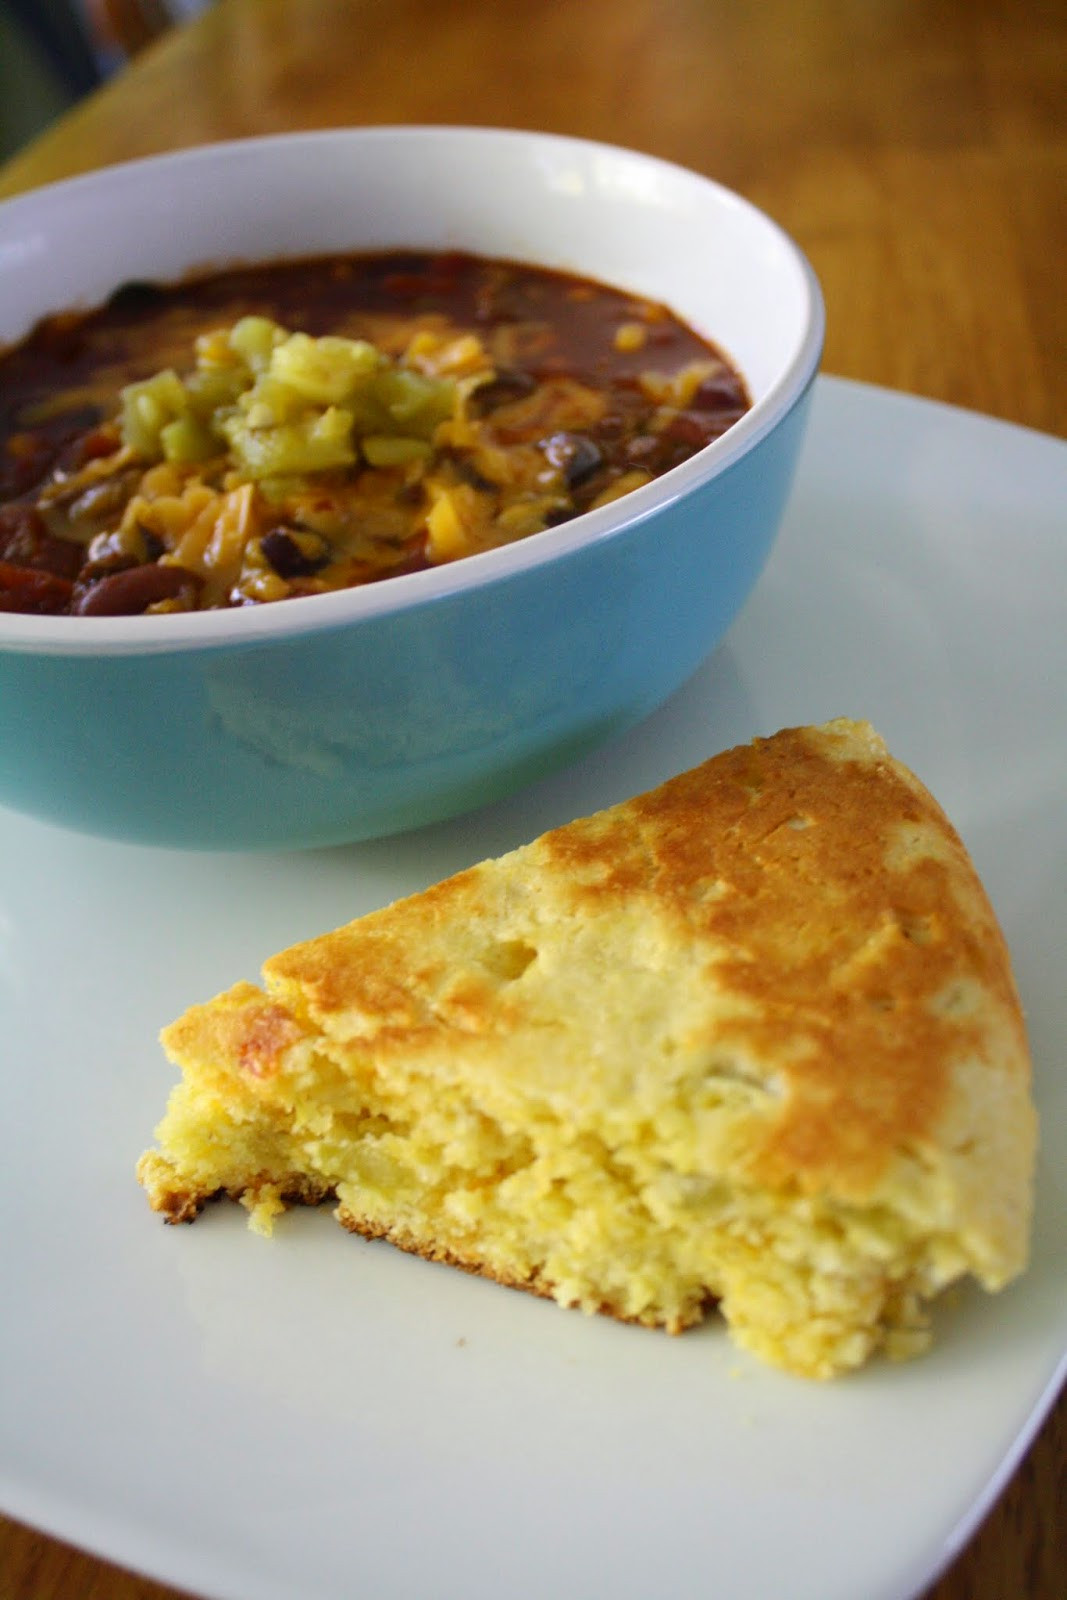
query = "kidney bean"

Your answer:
(690, 373), (748, 412)
(0, 505), (84, 579)
(662, 412), (712, 449)
(73, 562), (203, 616)
(0, 561), (74, 614)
